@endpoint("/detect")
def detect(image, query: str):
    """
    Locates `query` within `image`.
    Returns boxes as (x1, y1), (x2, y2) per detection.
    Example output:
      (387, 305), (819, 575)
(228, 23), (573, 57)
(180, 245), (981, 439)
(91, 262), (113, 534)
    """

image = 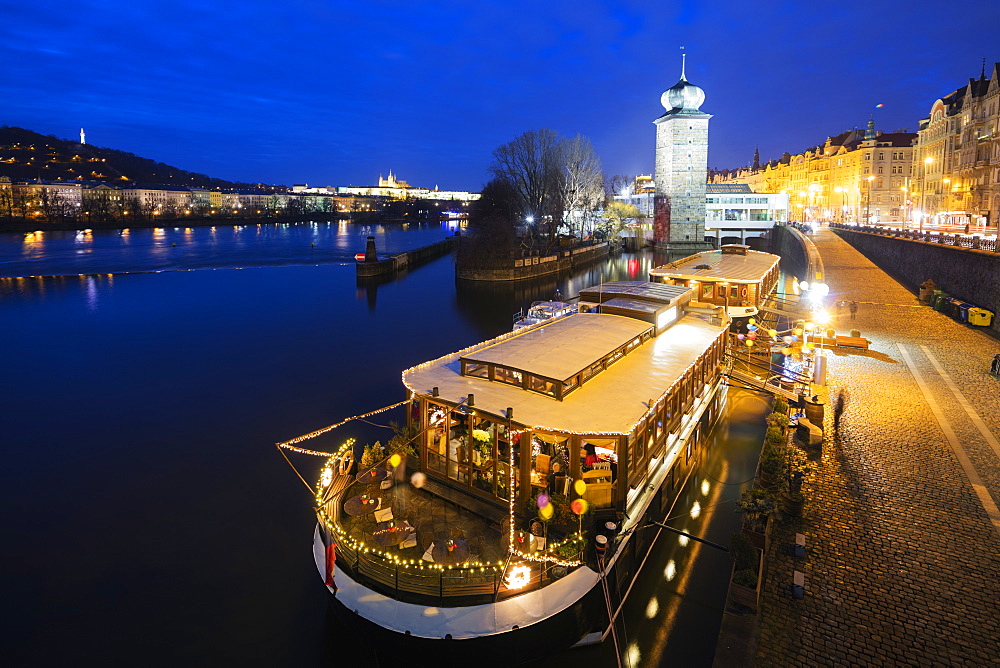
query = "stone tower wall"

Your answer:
(654, 113), (711, 246)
